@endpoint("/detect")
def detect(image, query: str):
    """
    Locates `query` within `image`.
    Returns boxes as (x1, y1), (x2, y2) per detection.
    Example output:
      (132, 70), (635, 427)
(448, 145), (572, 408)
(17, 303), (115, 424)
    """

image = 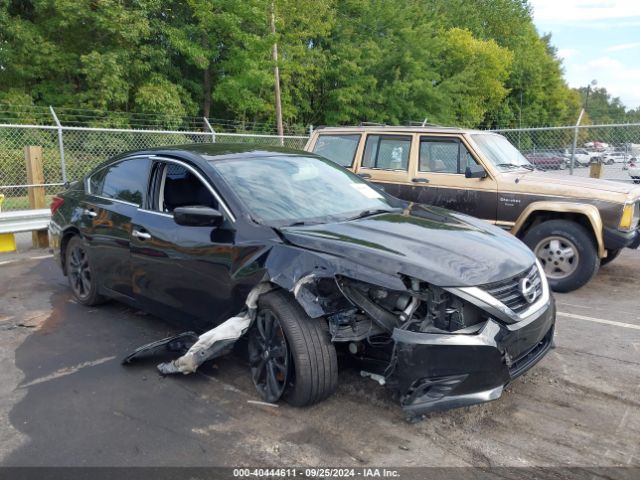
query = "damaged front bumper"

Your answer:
(389, 297), (556, 417)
